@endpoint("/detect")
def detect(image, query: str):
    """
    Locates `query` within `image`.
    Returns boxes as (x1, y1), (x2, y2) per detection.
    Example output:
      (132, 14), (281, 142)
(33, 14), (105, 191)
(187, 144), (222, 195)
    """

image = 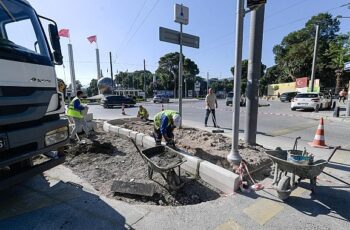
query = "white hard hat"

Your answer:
(173, 114), (182, 127)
